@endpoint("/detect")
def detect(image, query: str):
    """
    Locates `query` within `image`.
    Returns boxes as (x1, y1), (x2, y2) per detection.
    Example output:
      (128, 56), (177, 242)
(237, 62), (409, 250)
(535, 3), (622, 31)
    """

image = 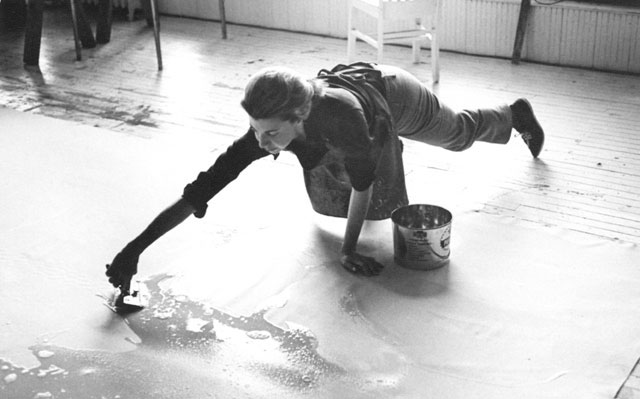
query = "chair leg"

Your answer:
(69, 0), (82, 61)
(431, 32), (440, 84)
(432, 0), (442, 83)
(73, 0), (97, 48)
(149, 0), (162, 70)
(376, 13), (384, 64)
(412, 38), (420, 63)
(347, 3), (355, 62)
(219, 0), (227, 39)
(347, 32), (356, 63)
